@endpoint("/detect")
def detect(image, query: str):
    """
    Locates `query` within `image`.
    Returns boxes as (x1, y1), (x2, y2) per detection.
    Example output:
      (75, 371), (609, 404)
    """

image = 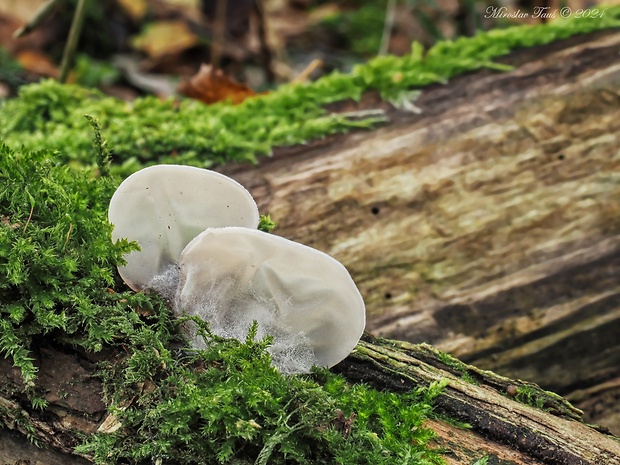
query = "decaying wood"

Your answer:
(338, 337), (620, 465)
(222, 29), (620, 433)
(2, 29), (620, 465)
(2, 334), (620, 465)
